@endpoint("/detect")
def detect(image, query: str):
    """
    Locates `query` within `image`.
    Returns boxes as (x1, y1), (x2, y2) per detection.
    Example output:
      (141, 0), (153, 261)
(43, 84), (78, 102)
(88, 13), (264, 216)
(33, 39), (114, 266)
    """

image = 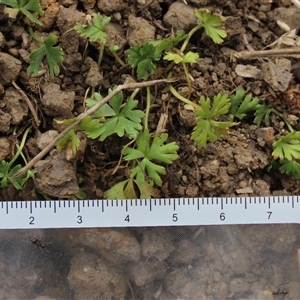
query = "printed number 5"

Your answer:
(172, 214), (178, 222)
